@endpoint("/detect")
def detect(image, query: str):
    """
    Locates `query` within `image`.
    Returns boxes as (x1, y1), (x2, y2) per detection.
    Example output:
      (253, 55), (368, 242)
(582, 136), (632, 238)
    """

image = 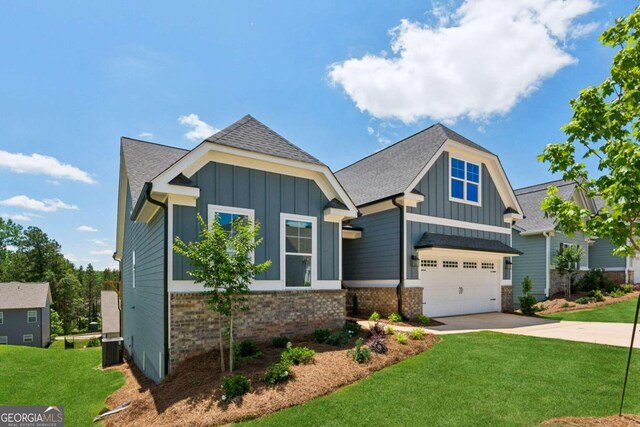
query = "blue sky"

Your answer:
(0, 1), (634, 269)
